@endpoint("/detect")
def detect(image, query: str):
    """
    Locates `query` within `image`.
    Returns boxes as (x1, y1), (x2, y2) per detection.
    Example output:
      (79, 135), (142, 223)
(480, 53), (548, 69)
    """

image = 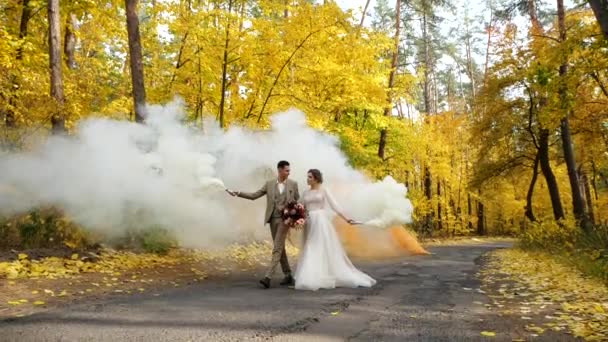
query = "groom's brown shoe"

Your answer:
(259, 277), (271, 289)
(280, 274), (295, 286)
